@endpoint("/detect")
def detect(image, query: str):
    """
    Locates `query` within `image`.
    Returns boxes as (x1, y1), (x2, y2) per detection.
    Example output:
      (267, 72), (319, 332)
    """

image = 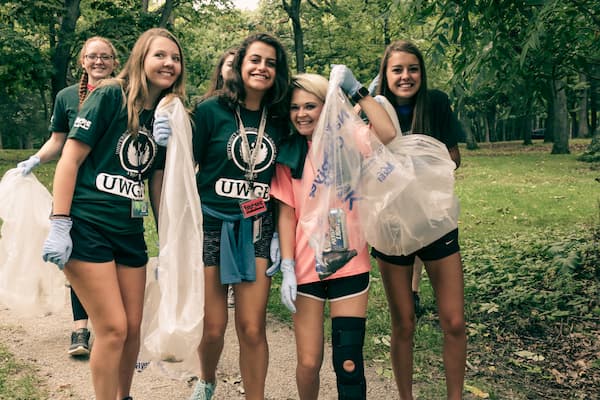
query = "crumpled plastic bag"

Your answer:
(0, 168), (66, 315)
(300, 70), (415, 278)
(358, 96), (460, 256)
(139, 95), (204, 379)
